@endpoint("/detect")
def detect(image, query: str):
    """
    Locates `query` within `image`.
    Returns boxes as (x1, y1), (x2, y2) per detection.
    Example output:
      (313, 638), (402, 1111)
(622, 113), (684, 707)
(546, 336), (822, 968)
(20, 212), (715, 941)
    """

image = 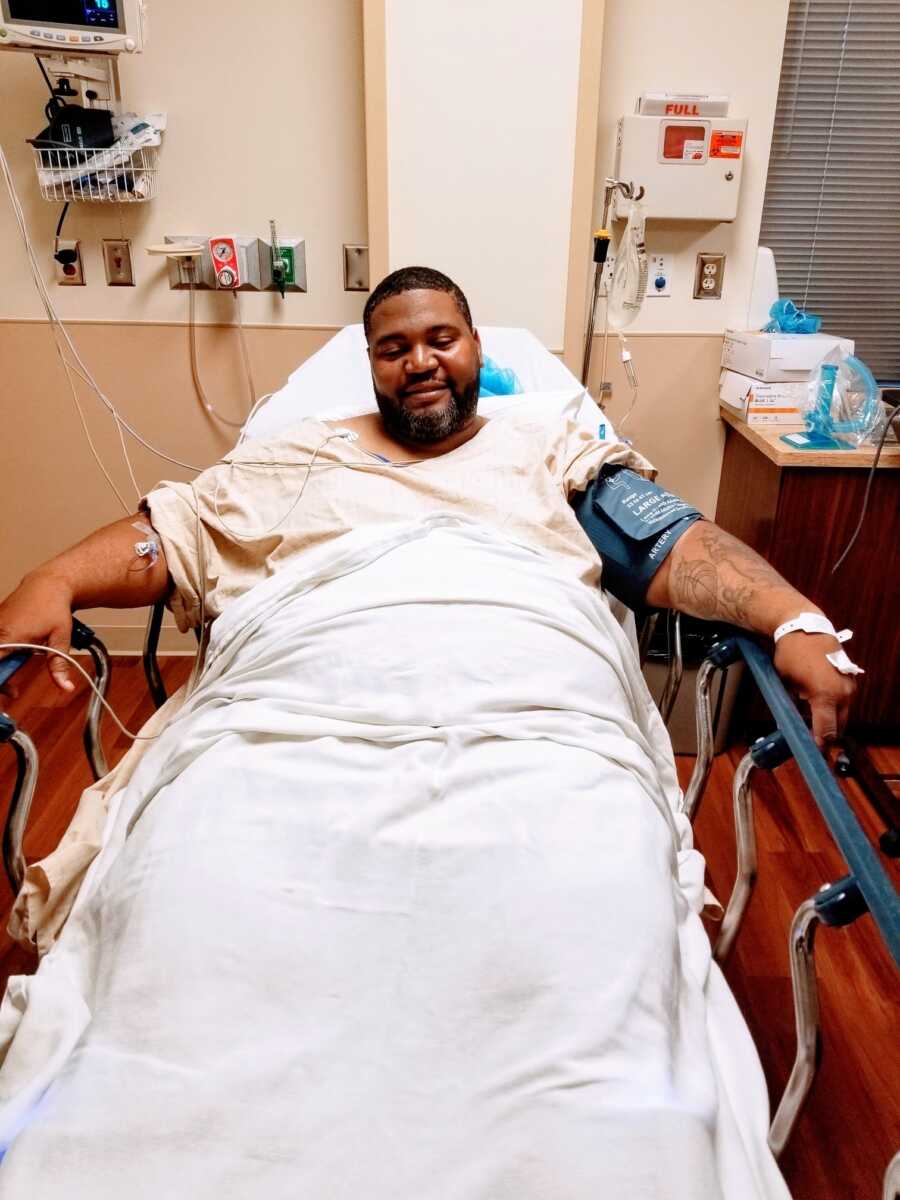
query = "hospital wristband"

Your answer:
(773, 612), (864, 677)
(773, 612), (849, 643)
